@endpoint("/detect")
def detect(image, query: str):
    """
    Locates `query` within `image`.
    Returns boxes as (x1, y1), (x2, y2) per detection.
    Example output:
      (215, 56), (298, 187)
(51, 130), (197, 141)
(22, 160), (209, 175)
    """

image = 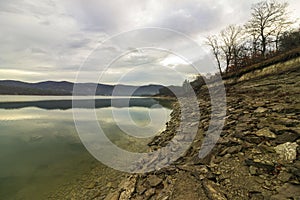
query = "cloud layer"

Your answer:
(0, 0), (299, 85)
